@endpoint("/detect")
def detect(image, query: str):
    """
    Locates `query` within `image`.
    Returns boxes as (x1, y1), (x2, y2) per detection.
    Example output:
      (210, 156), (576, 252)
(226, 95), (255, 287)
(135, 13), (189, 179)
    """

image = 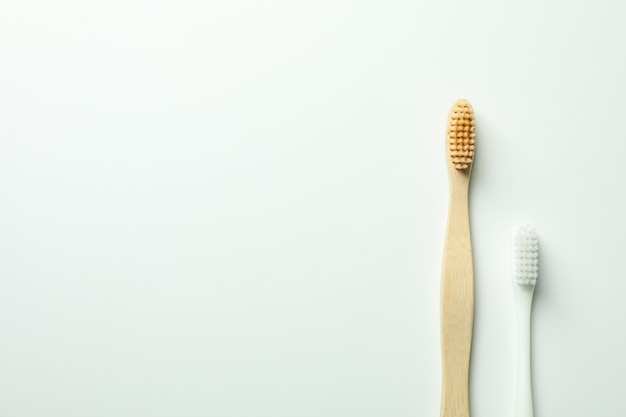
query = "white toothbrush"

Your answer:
(512, 226), (539, 417)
